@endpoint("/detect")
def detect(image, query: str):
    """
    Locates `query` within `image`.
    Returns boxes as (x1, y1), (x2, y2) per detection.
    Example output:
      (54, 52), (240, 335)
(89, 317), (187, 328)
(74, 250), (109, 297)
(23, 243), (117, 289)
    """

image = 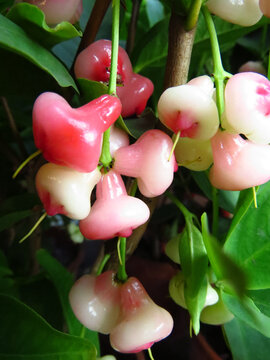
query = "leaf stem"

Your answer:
(12, 150), (41, 179)
(19, 212), (47, 244)
(201, 6), (231, 122)
(116, 237), (128, 282)
(96, 254), (111, 276)
(99, 0), (120, 168)
(185, 0), (203, 31)
(212, 186), (219, 237)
